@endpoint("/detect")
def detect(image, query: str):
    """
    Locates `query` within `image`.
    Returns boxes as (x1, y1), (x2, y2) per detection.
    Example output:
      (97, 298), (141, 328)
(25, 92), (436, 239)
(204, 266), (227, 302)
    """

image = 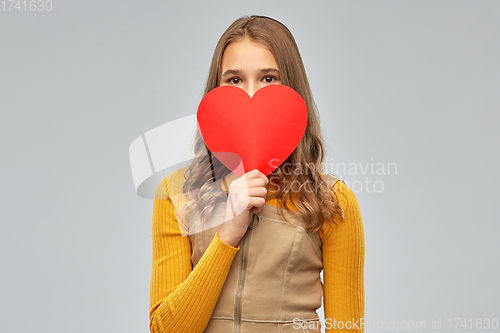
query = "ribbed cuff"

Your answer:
(214, 231), (240, 251)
